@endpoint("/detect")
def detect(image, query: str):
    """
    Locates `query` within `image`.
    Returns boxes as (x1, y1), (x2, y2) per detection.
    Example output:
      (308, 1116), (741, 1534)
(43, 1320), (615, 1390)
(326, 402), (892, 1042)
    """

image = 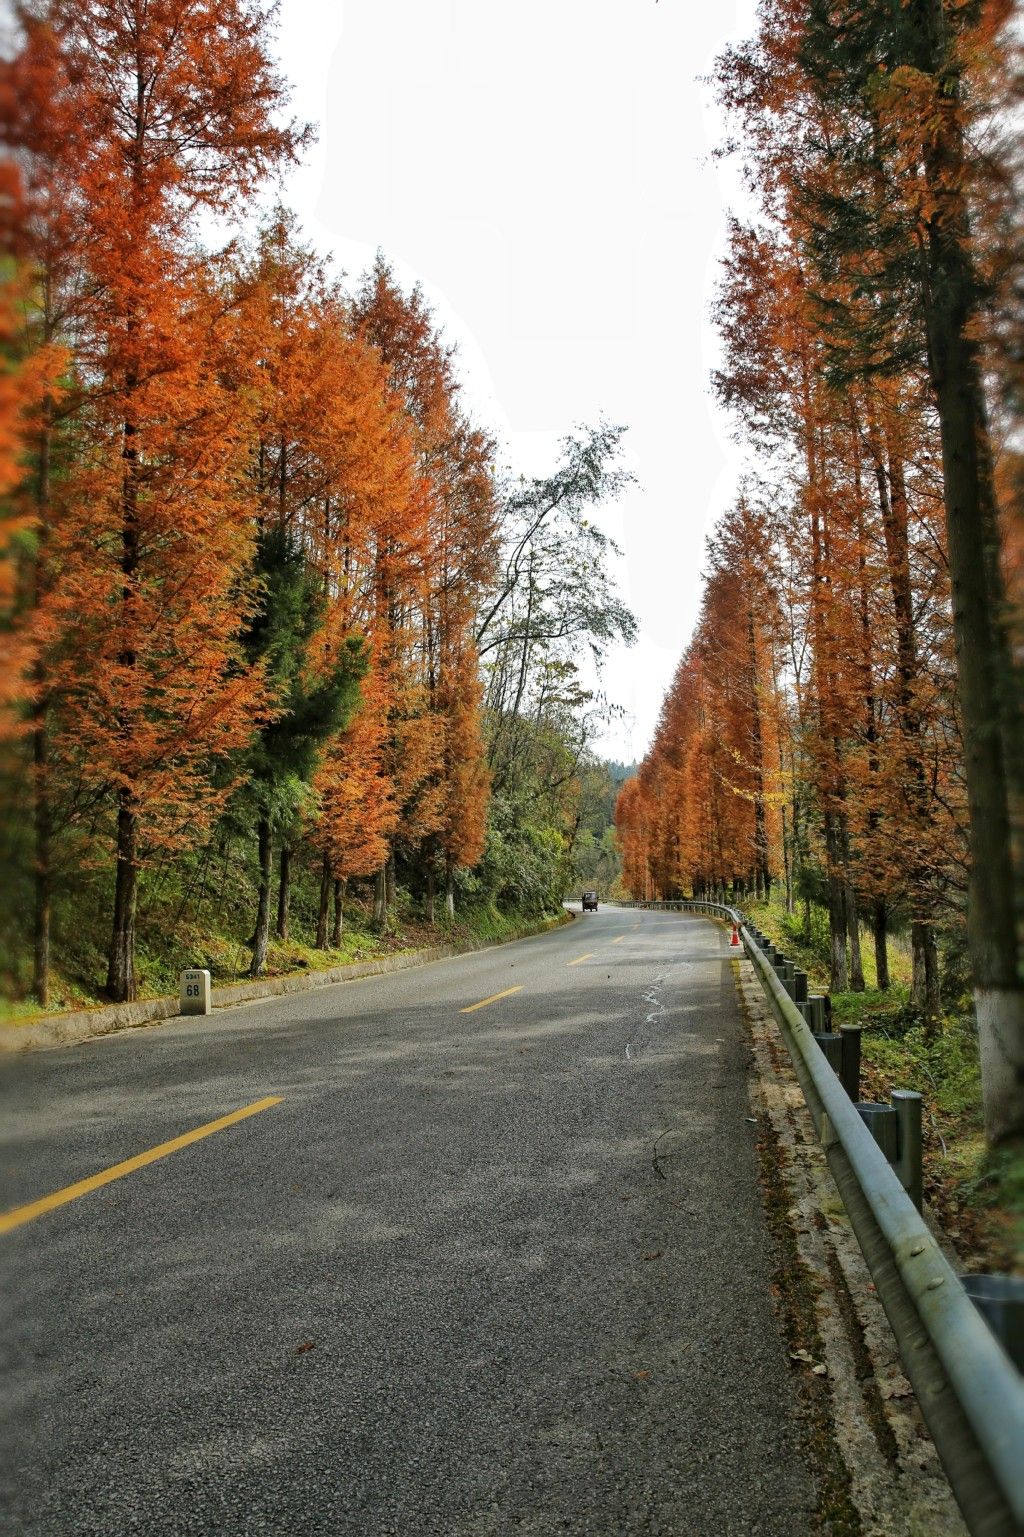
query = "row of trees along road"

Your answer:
(617, 0), (1023, 1143)
(0, 2), (636, 1007)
